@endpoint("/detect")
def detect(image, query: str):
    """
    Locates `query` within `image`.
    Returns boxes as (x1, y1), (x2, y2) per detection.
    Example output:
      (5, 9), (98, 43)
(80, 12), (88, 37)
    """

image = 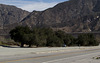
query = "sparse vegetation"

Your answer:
(0, 41), (19, 46)
(93, 56), (100, 60)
